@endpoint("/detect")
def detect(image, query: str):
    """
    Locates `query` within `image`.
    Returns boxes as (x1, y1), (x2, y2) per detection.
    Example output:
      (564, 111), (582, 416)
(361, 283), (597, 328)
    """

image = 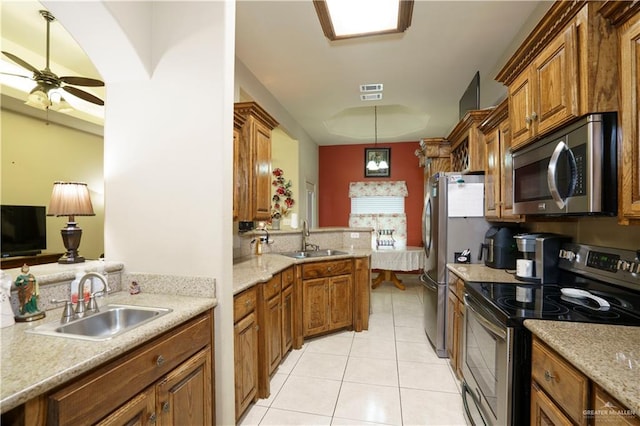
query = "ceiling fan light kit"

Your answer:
(1, 9), (105, 113)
